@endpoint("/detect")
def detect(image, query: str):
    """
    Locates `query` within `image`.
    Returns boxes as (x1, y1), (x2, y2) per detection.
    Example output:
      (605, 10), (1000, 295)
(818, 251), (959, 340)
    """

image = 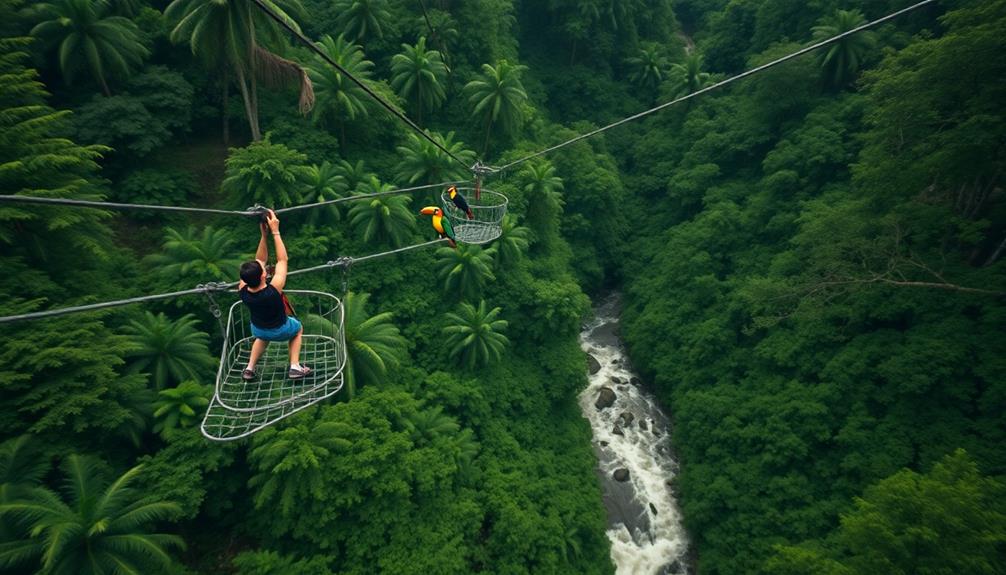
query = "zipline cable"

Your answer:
(0, 238), (448, 325)
(246, 0), (472, 171)
(0, 181), (454, 218)
(492, 0), (938, 173)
